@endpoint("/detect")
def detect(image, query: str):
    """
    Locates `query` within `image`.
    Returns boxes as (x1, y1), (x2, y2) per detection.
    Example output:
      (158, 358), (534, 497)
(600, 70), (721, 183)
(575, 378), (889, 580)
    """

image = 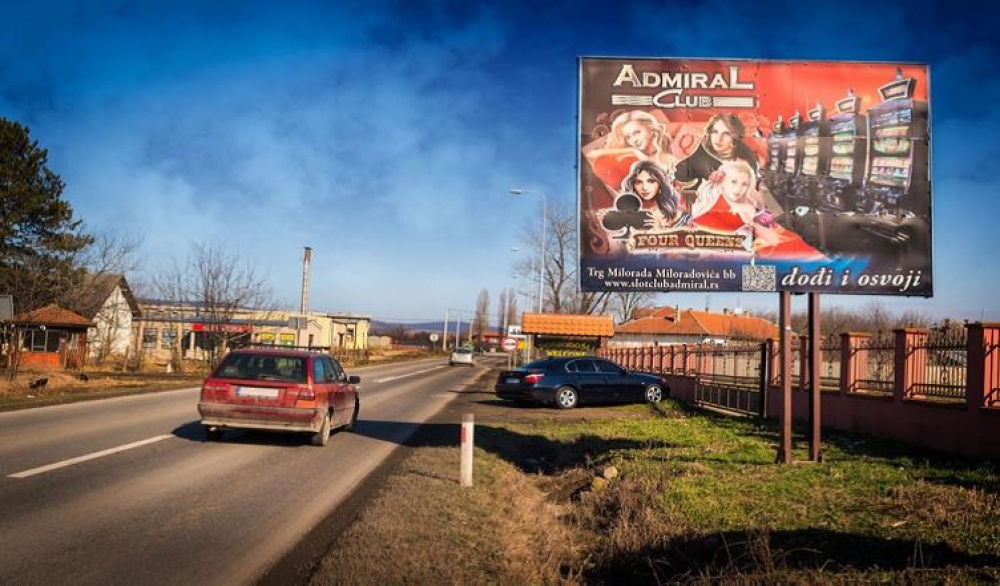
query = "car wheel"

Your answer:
(345, 398), (359, 432)
(204, 425), (223, 441)
(555, 386), (578, 409)
(311, 411), (331, 446)
(644, 384), (664, 404)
